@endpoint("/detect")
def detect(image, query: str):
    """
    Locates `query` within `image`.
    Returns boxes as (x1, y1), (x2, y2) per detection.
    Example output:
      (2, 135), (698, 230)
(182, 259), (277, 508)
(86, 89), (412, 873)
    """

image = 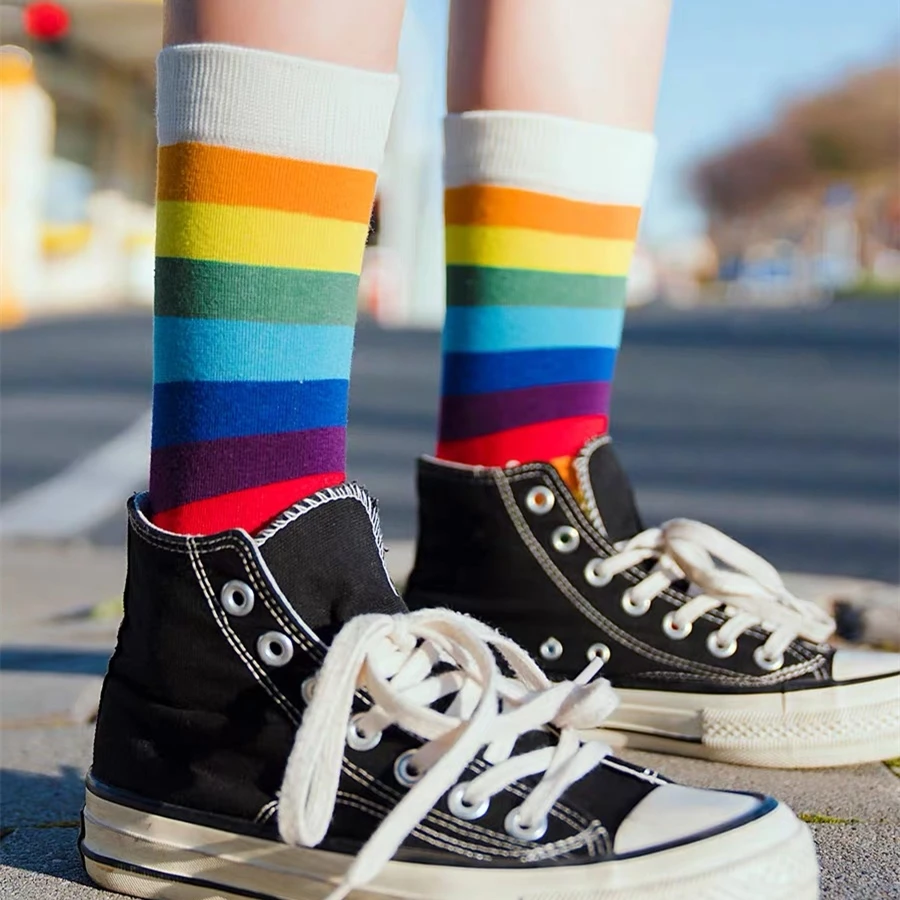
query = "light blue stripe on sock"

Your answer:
(442, 306), (626, 354)
(153, 317), (355, 383)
